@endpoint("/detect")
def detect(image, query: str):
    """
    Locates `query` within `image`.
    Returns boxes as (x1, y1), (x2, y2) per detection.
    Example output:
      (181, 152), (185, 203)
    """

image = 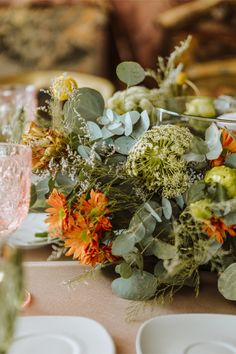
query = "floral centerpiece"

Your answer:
(23, 36), (236, 302)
